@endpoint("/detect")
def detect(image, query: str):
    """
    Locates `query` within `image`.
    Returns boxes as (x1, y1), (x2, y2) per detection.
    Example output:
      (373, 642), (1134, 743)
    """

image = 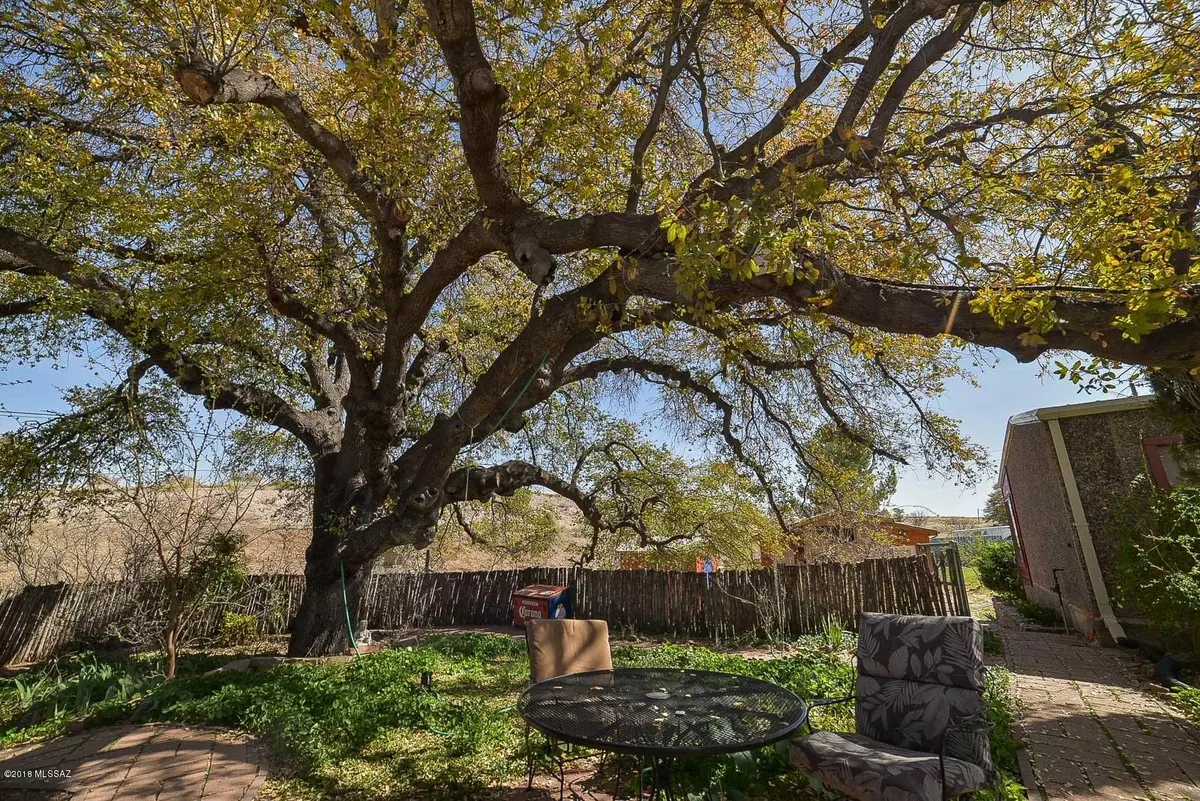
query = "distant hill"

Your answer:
(2, 484), (995, 592)
(0, 487), (598, 591)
